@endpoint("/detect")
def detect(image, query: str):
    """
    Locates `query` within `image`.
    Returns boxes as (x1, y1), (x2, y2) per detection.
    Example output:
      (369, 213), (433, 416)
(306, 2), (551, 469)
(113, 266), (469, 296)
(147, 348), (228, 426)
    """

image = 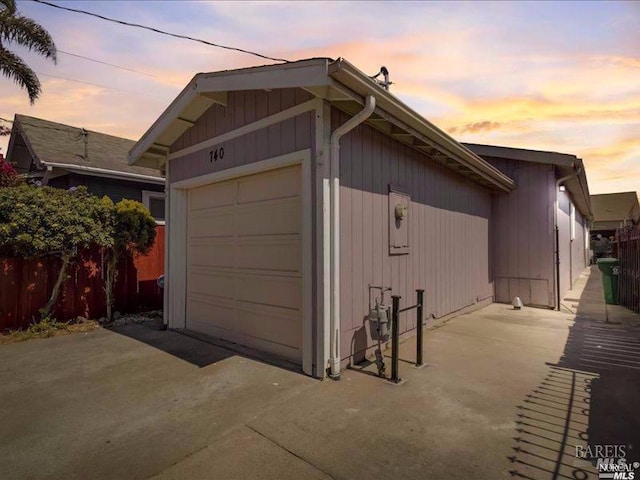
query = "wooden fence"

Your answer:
(616, 226), (640, 313)
(0, 226), (164, 331)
